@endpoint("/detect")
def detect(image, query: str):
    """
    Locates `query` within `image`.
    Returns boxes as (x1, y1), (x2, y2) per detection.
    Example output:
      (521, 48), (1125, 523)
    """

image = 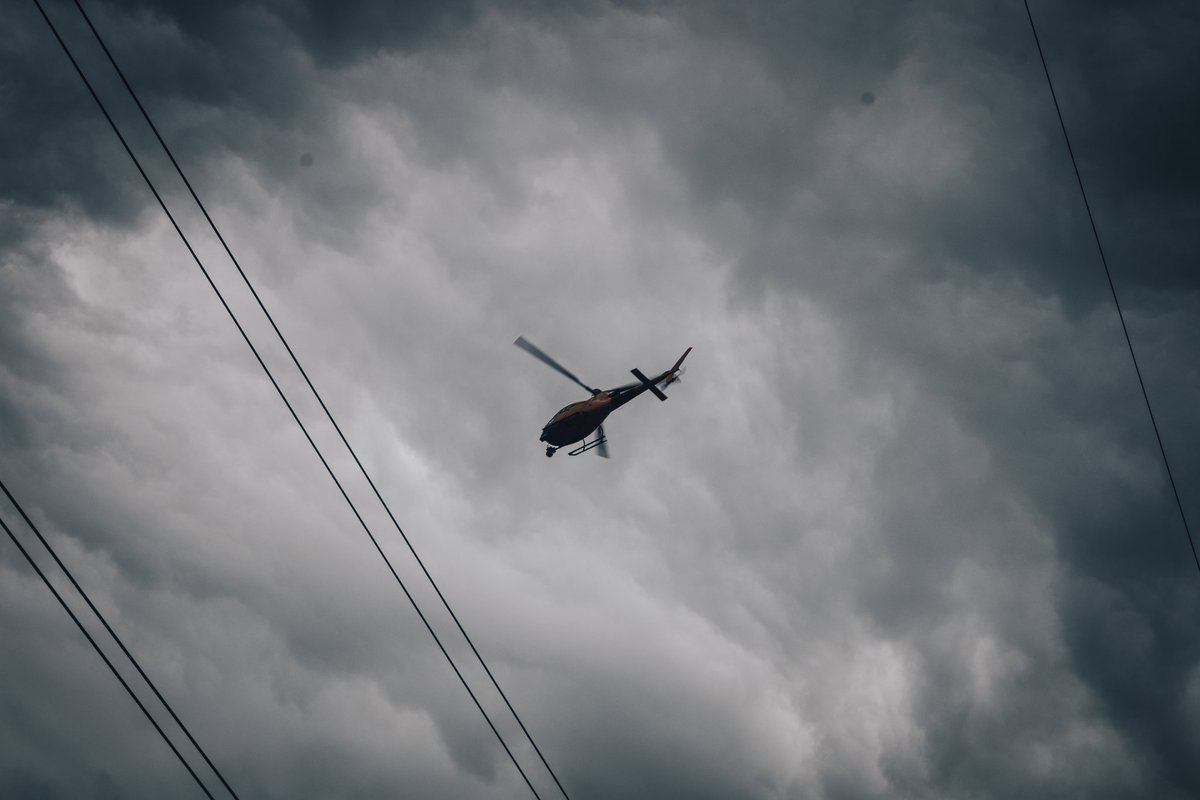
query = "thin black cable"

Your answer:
(32, 3), (543, 796)
(1022, 0), (1199, 576)
(0, 510), (216, 800)
(0, 477), (242, 799)
(71, 1), (573, 796)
